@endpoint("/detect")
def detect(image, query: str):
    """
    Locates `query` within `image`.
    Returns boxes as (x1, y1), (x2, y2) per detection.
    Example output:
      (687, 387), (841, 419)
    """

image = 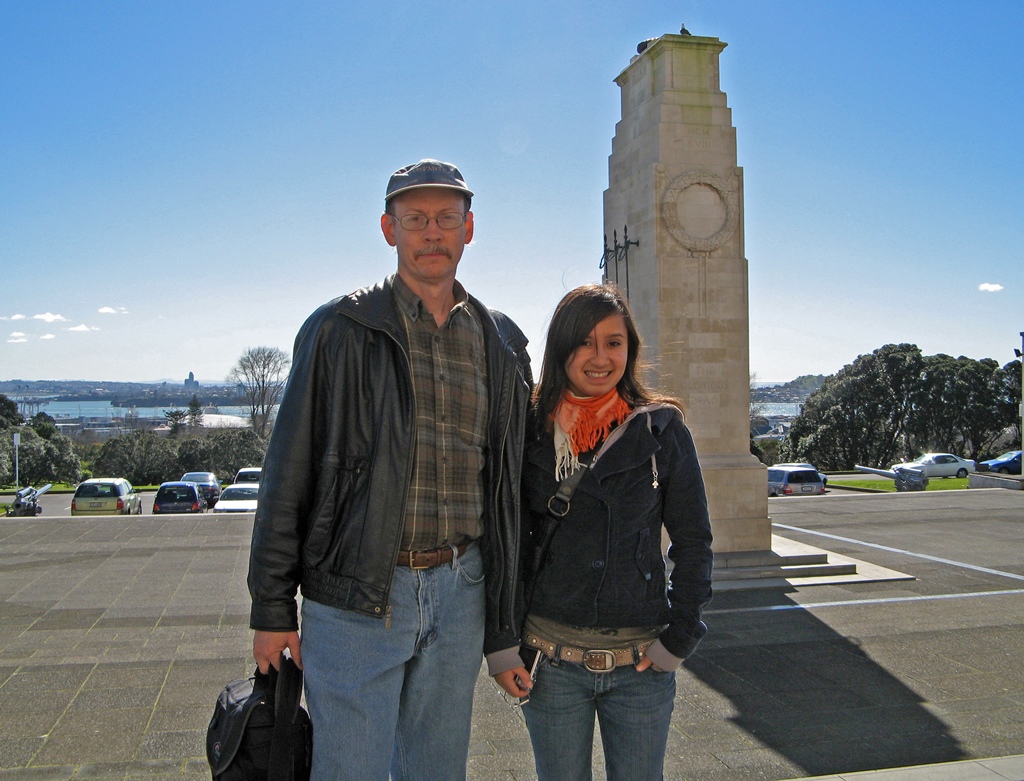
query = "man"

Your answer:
(248, 159), (533, 781)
